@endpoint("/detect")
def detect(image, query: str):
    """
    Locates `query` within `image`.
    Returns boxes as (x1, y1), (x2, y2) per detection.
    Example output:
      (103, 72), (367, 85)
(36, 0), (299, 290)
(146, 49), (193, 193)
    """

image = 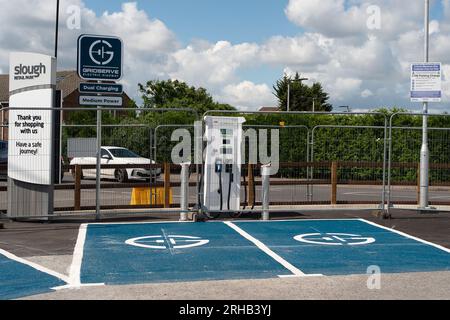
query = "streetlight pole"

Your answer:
(287, 77), (308, 112)
(419, 0), (430, 209)
(338, 105), (351, 112)
(54, 0), (60, 58)
(287, 82), (290, 112)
